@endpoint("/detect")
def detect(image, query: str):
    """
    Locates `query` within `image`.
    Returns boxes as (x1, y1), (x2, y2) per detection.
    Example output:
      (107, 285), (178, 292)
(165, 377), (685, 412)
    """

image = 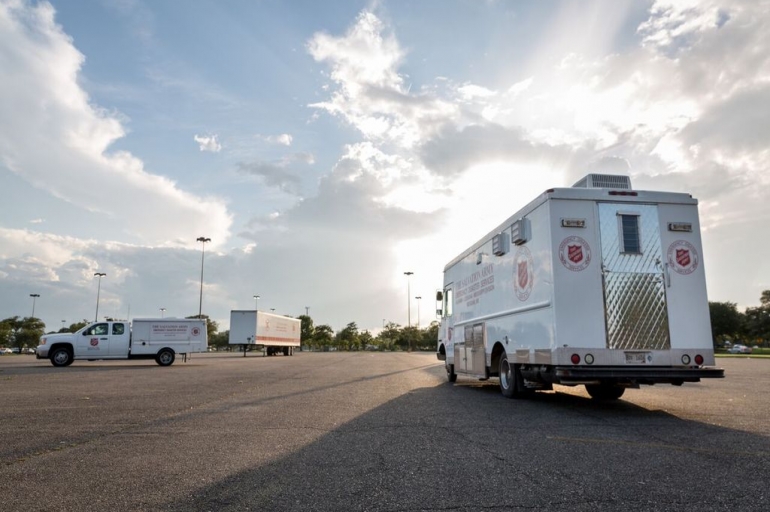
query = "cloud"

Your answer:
(0, 1), (232, 248)
(237, 161), (303, 195)
(264, 133), (293, 146)
(194, 134), (222, 152)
